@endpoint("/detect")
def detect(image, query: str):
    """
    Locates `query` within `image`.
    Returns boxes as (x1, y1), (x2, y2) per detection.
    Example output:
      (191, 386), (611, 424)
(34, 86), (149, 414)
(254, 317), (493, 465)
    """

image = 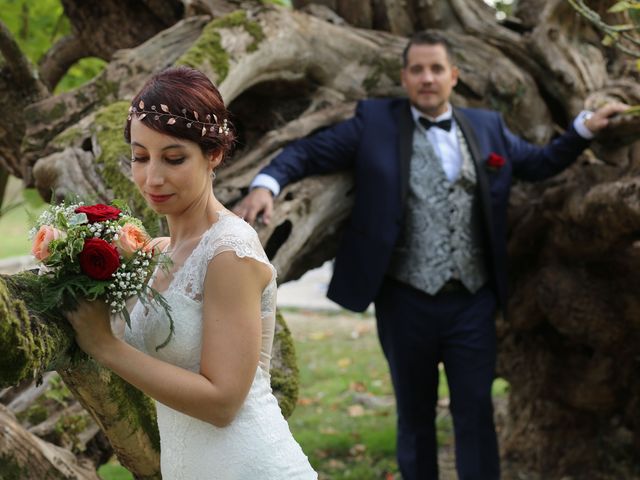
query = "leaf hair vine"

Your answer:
(128, 100), (230, 137)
